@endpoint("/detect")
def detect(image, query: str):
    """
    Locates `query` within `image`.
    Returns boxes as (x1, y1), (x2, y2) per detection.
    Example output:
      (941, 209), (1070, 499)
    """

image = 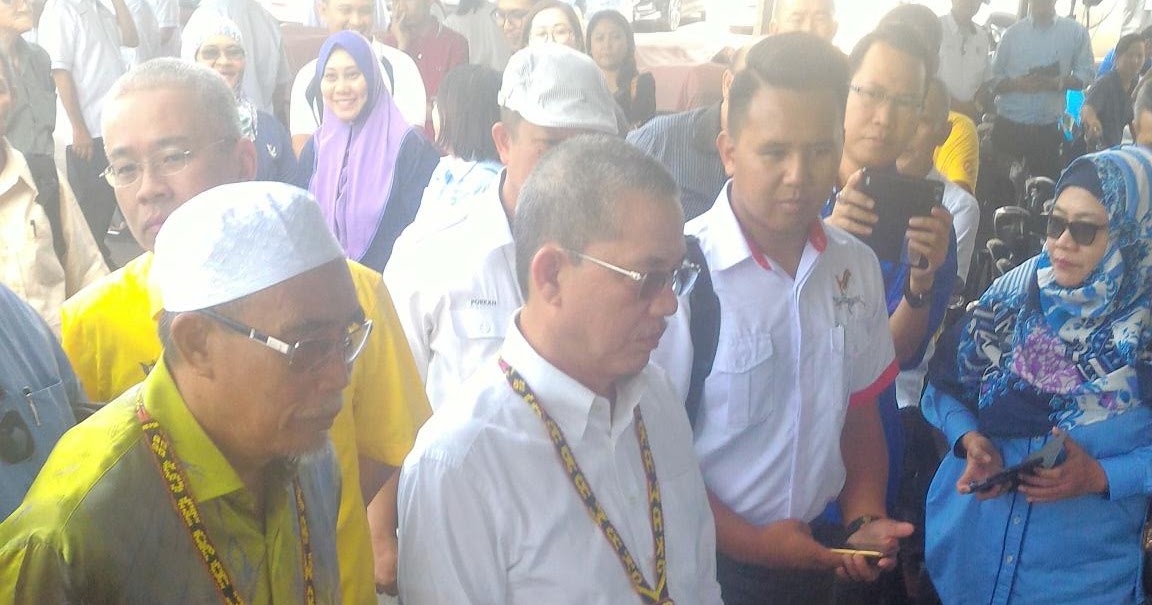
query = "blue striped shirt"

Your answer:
(627, 103), (726, 221)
